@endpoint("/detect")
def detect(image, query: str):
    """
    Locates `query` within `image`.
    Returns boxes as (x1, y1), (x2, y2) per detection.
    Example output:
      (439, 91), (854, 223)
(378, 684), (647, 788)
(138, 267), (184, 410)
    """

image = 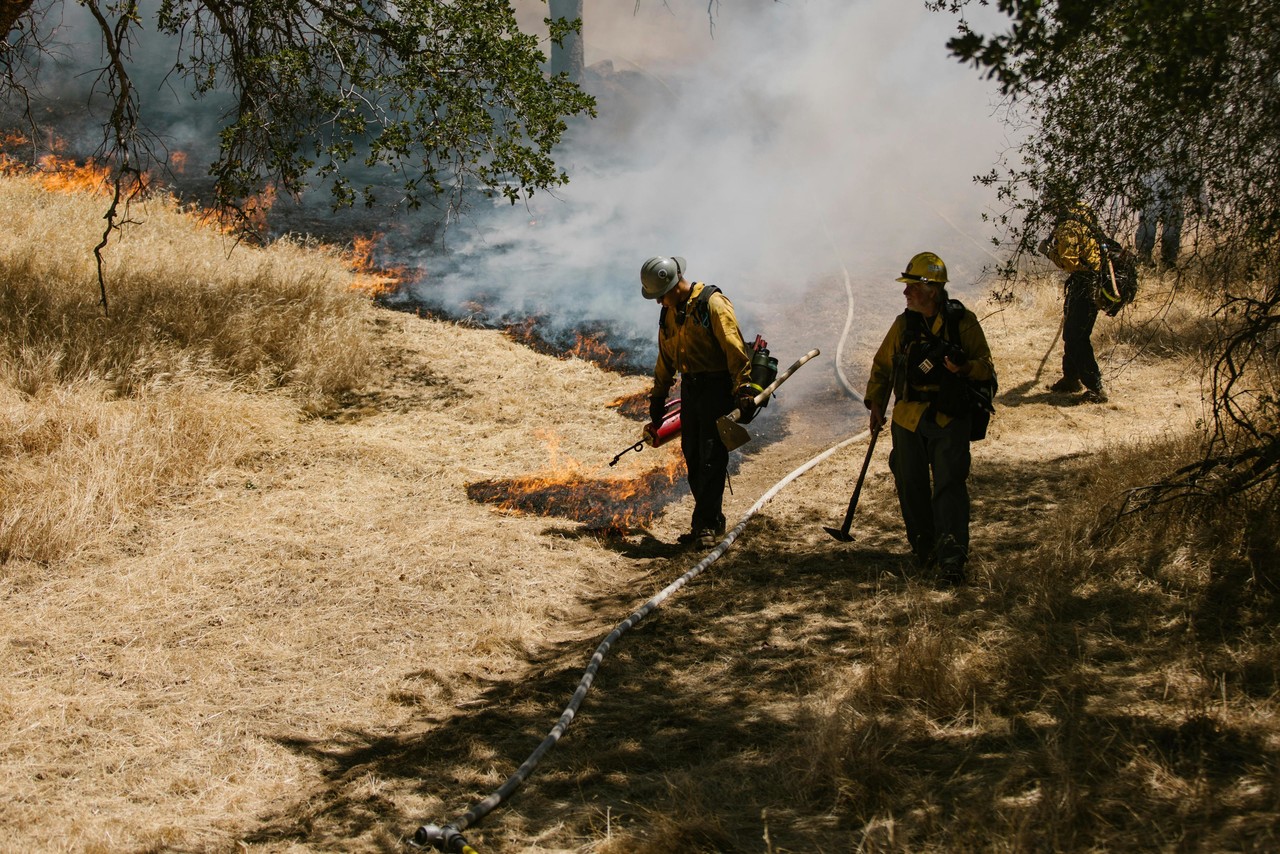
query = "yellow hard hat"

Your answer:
(896, 251), (948, 285)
